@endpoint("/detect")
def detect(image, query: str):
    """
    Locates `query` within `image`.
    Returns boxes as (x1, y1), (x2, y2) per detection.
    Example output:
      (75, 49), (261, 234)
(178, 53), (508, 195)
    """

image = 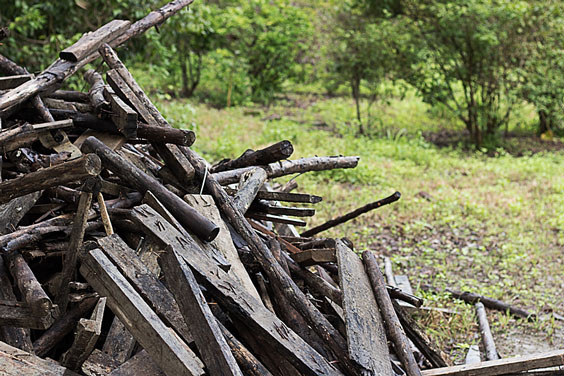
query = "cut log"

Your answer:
(421, 349), (564, 376)
(212, 155), (360, 185)
(211, 140), (294, 173)
(363, 250), (421, 376)
(475, 302), (499, 361)
(60, 20), (131, 62)
(81, 136), (219, 242)
(79, 248), (205, 376)
(0, 154), (101, 205)
(301, 191), (401, 237)
(159, 246), (243, 376)
(336, 241), (392, 375)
